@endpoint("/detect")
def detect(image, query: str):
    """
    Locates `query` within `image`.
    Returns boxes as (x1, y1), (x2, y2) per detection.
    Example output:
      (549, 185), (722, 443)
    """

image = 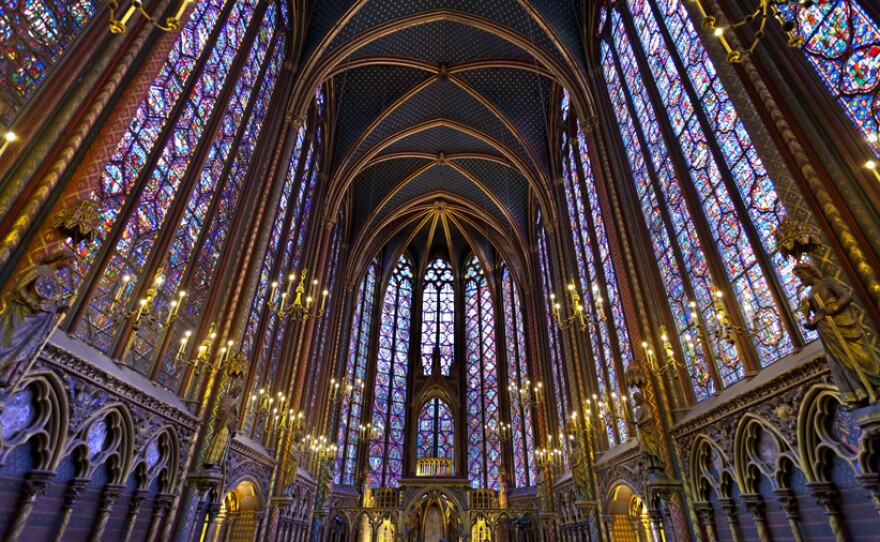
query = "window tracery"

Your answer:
(421, 258), (455, 376)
